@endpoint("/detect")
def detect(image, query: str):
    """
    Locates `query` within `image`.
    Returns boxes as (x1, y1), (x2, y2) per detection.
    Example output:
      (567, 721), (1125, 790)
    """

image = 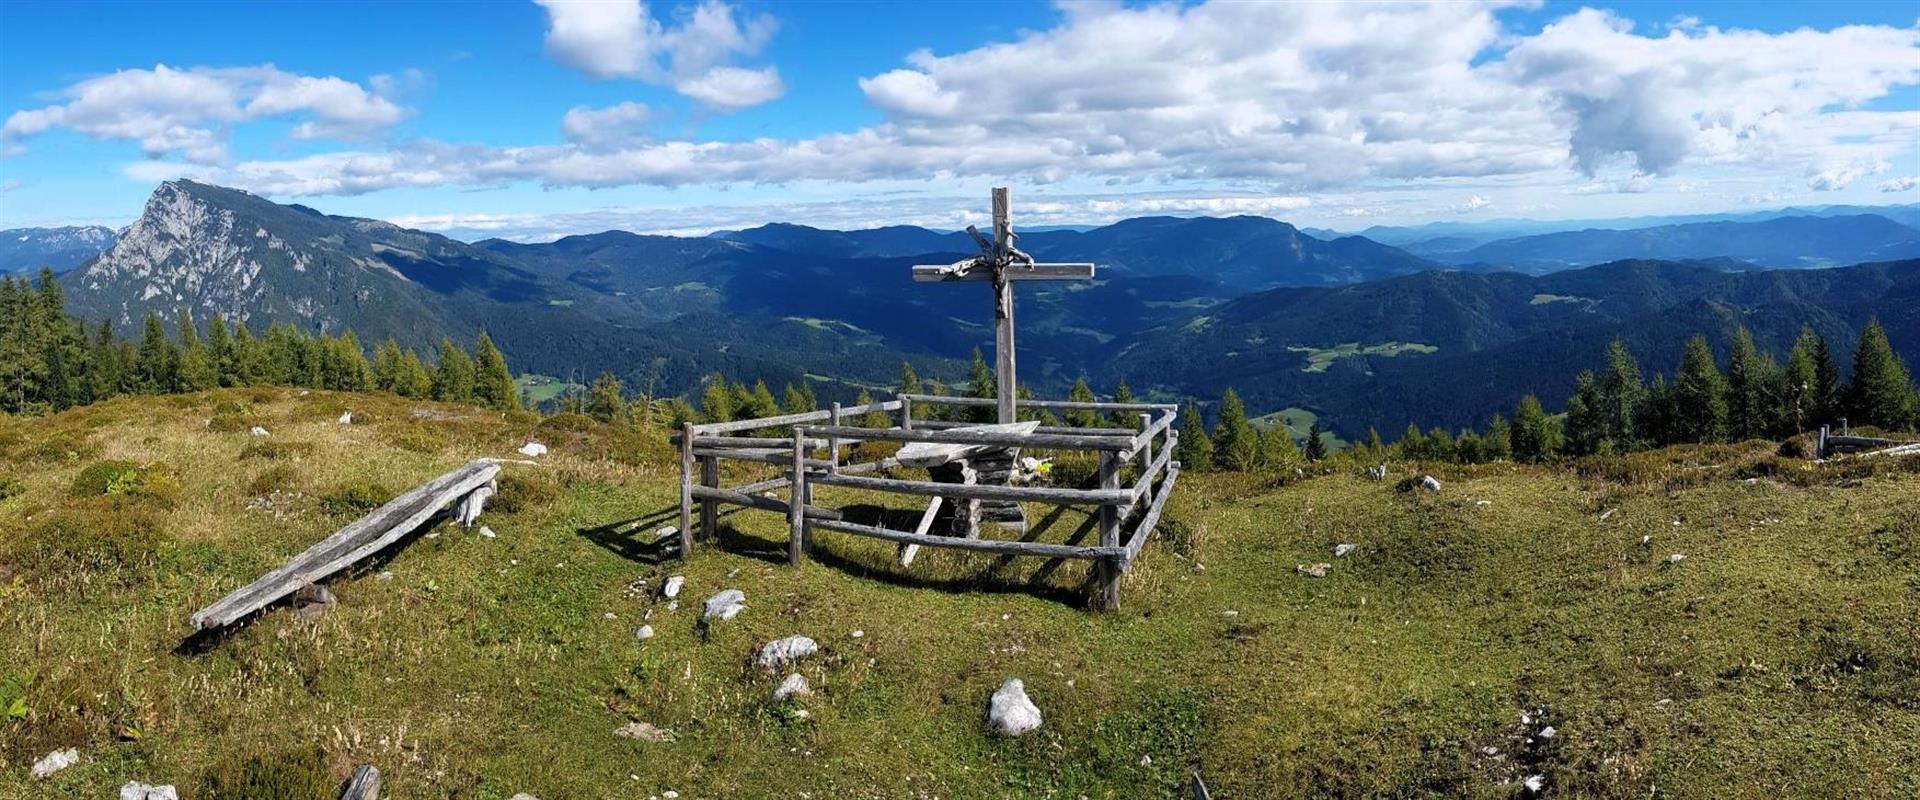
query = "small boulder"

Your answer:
(703, 589), (746, 621)
(986, 678), (1042, 737)
(292, 583), (335, 621)
(1419, 475), (1442, 492)
(774, 673), (811, 701)
(1667, 553), (1687, 564)
(758, 636), (819, 670)
(1296, 563), (1332, 578)
(663, 575), (685, 599)
(517, 441), (548, 457)
(479, 526), (497, 539)
(635, 625), (655, 641)
(32, 748), (79, 779)
(119, 783), (179, 800)
(615, 721), (676, 743)
(509, 795), (540, 800)
(338, 412), (354, 425)
(1332, 544), (1357, 558)
(249, 426), (270, 437)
